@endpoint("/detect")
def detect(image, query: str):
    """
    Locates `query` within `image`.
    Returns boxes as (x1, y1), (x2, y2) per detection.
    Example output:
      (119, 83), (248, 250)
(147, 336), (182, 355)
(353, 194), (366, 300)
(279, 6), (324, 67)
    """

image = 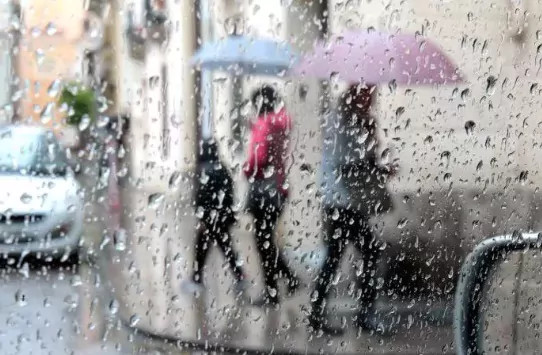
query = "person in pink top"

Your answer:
(244, 85), (299, 307)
